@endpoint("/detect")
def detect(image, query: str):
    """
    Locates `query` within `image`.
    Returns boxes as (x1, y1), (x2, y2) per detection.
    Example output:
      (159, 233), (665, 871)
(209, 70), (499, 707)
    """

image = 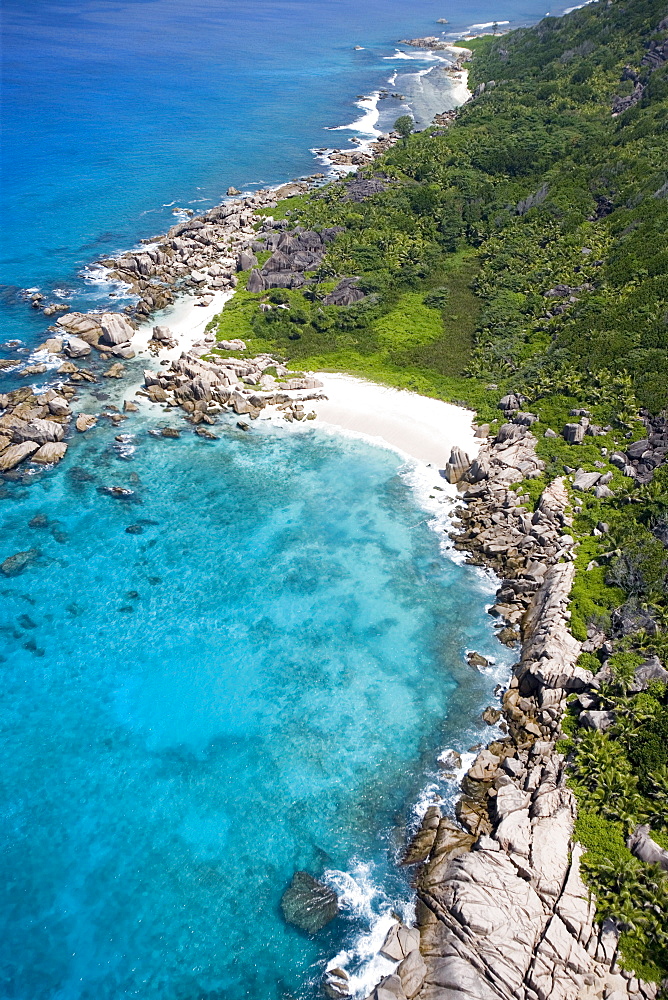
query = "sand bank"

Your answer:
(286, 372), (479, 470)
